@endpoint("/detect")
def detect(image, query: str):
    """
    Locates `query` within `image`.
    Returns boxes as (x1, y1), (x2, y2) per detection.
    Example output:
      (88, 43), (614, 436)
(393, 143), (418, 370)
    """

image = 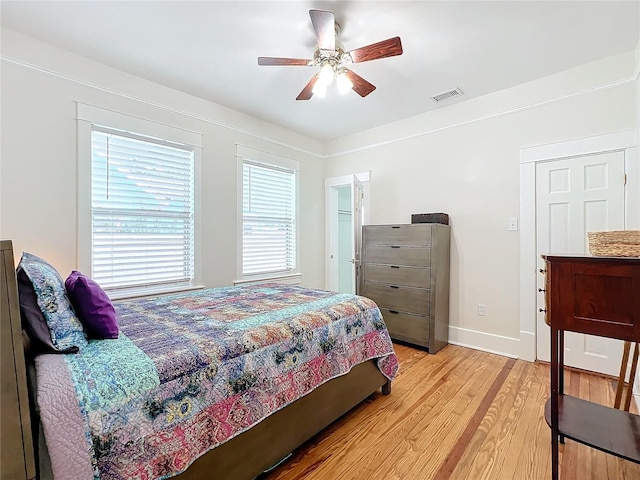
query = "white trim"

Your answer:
(520, 130), (637, 164)
(626, 146), (640, 229)
(110, 285), (205, 301)
(325, 174), (354, 187)
(518, 161), (537, 362)
(236, 144), (300, 172)
(324, 172), (370, 187)
(76, 103), (202, 147)
(448, 326), (520, 359)
(355, 171), (370, 182)
(519, 130), (638, 363)
(233, 272), (301, 286)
